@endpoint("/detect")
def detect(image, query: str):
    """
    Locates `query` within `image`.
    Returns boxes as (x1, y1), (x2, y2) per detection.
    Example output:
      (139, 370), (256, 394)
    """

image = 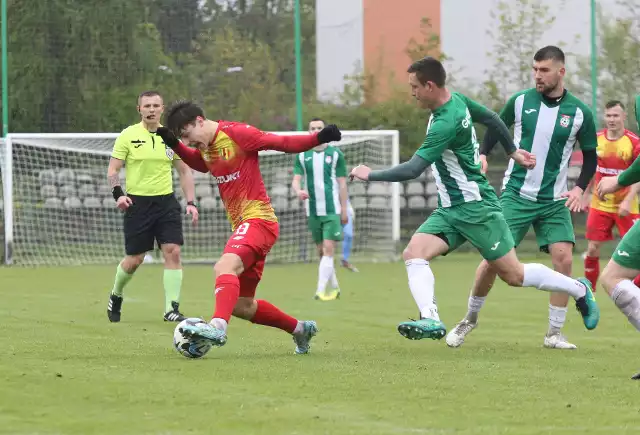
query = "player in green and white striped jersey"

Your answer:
(292, 118), (349, 300)
(446, 46), (599, 350)
(350, 56), (599, 341)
